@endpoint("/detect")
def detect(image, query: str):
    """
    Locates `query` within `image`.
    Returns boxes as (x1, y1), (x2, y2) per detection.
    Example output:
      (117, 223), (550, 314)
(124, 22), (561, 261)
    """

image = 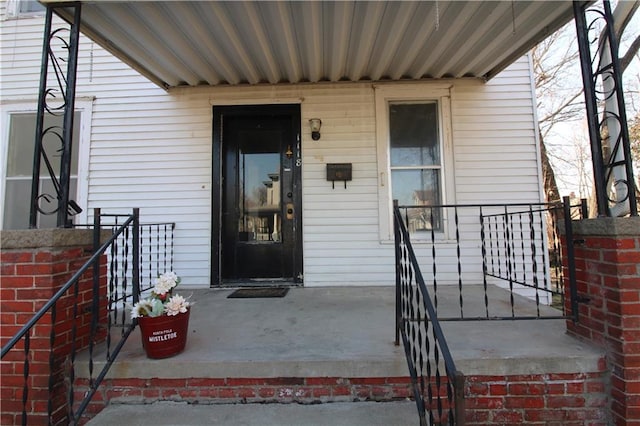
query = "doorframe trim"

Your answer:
(211, 104), (303, 287)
